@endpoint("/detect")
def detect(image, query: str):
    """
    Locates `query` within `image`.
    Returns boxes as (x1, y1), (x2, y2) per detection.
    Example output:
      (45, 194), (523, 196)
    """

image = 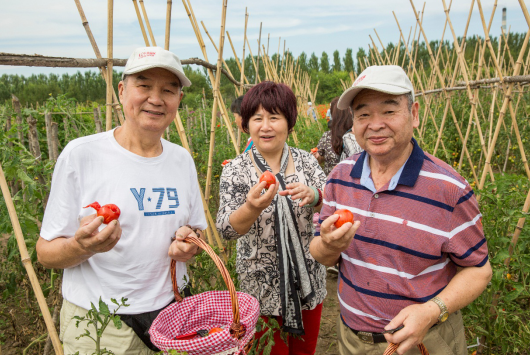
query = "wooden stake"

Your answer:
(106, 0), (114, 132)
(256, 22), (262, 84)
(73, 0), (124, 124)
(0, 163), (64, 355)
(204, 0), (228, 206)
(132, 0), (150, 45)
(139, 0), (157, 46)
(165, 0), (172, 50)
